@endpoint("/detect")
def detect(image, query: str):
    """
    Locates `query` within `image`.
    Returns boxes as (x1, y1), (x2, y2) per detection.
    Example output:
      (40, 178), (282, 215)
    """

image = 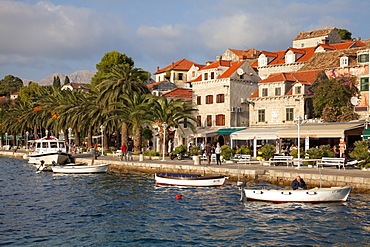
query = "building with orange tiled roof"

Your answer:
(248, 69), (324, 128)
(319, 47), (370, 121)
(219, 48), (261, 61)
(147, 80), (177, 96)
(292, 27), (341, 48)
(162, 88), (192, 101)
(10, 92), (20, 100)
(189, 59), (260, 145)
(61, 83), (90, 92)
(154, 59), (202, 88)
